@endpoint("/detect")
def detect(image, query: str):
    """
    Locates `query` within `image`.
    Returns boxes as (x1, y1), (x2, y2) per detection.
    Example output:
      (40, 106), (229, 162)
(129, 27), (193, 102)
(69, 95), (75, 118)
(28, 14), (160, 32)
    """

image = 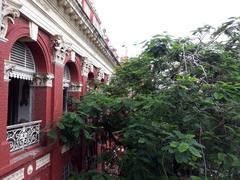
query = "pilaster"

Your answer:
(96, 68), (104, 83)
(81, 58), (93, 77)
(51, 35), (70, 121)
